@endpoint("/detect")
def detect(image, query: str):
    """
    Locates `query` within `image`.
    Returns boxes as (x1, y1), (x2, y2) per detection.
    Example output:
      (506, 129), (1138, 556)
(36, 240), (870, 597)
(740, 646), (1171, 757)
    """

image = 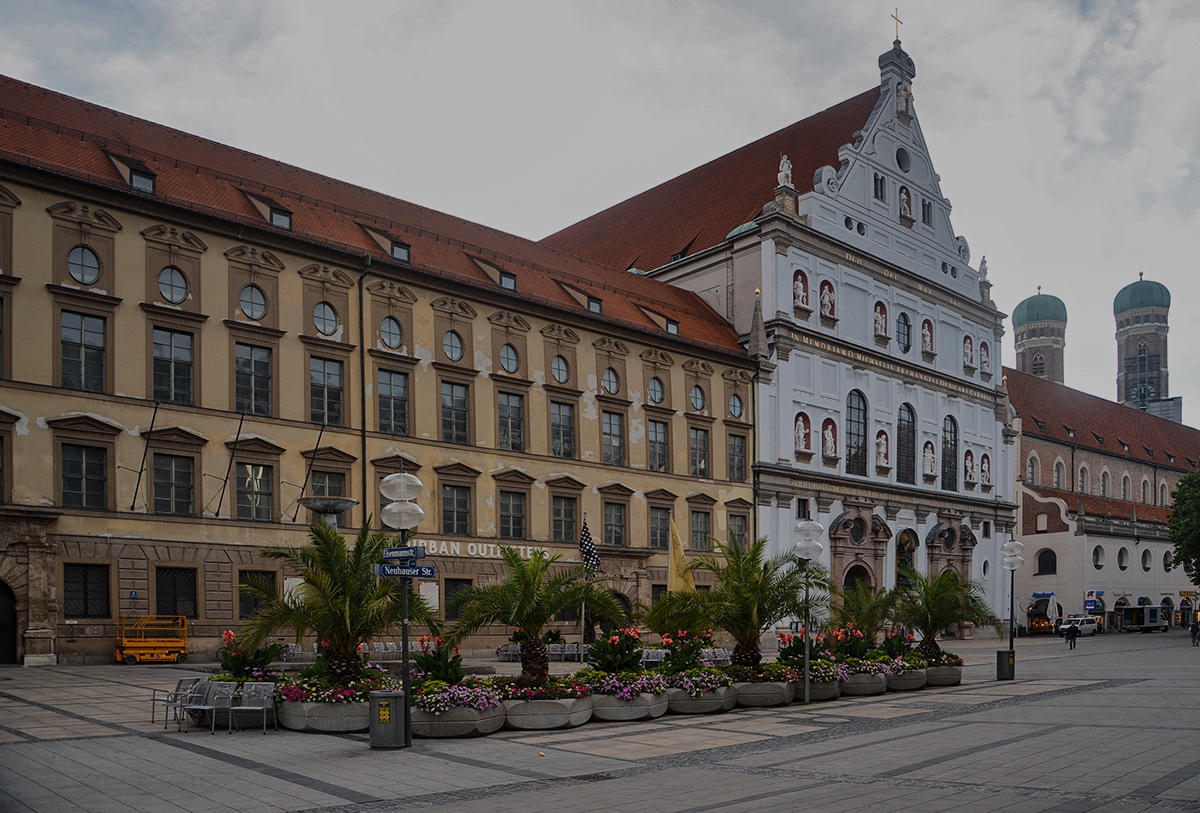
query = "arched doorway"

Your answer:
(1180, 598), (1193, 627)
(1114, 596), (1130, 631)
(0, 581), (17, 664)
(843, 564), (872, 592)
(1160, 597), (1174, 628)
